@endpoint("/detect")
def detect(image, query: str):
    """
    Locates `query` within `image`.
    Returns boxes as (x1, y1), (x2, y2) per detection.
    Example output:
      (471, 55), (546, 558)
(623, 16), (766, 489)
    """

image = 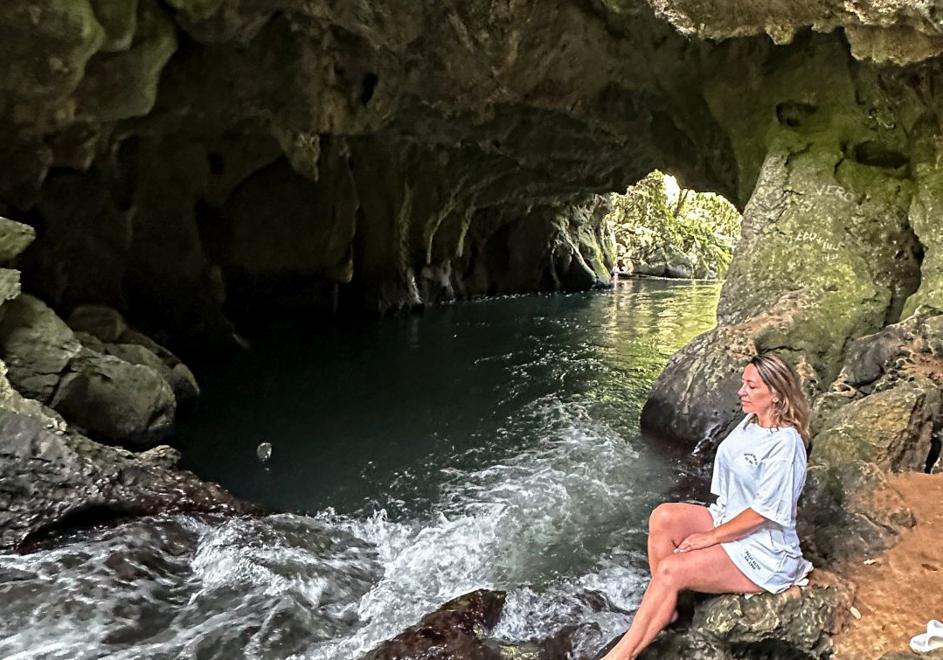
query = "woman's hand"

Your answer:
(674, 531), (718, 553)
